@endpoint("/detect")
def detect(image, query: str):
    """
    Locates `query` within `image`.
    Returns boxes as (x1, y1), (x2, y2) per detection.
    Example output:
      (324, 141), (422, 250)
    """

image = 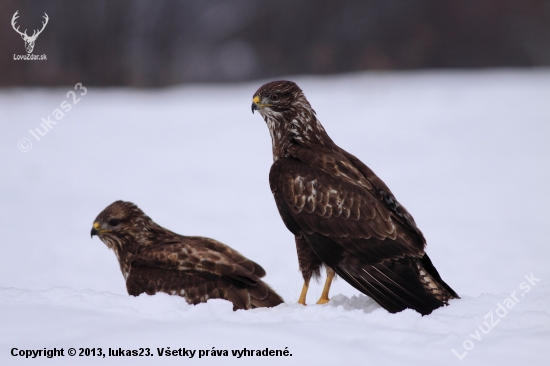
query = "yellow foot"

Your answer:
(297, 279), (310, 306)
(316, 297), (330, 305)
(316, 267), (335, 305)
